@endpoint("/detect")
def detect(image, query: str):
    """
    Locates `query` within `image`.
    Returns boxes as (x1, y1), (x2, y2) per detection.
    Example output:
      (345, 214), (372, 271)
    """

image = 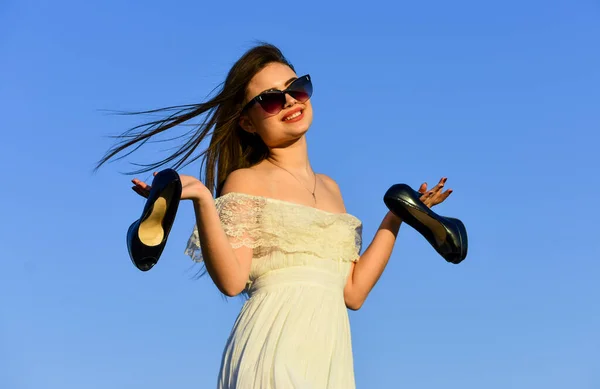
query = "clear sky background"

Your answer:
(1, 0), (599, 388)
